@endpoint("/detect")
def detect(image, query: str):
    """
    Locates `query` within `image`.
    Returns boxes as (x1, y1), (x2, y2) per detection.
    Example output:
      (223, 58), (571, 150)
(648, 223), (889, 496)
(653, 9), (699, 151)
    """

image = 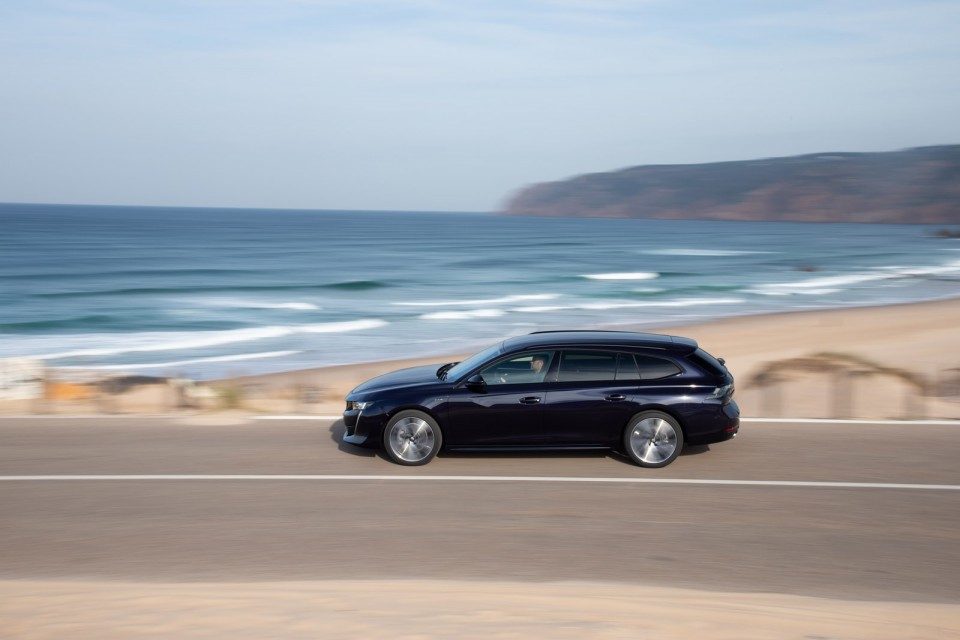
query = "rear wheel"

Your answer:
(623, 411), (684, 468)
(383, 410), (442, 466)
